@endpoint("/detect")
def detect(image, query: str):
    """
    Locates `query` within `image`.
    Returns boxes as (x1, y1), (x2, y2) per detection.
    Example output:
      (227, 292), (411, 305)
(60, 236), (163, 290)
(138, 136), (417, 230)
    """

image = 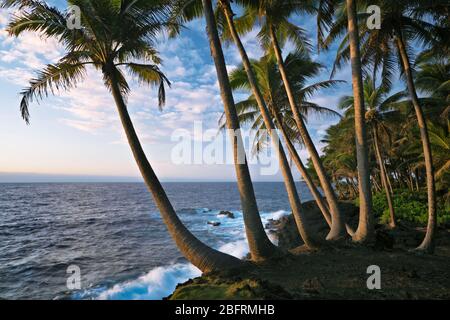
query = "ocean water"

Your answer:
(0, 182), (313, 300)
